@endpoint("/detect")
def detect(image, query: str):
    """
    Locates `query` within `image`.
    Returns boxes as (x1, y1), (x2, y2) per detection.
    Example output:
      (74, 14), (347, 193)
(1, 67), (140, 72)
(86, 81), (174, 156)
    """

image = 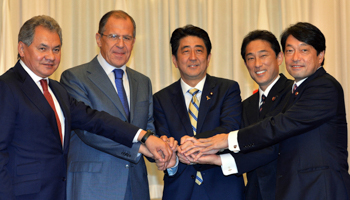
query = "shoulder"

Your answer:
(154, 81), (179, 99)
